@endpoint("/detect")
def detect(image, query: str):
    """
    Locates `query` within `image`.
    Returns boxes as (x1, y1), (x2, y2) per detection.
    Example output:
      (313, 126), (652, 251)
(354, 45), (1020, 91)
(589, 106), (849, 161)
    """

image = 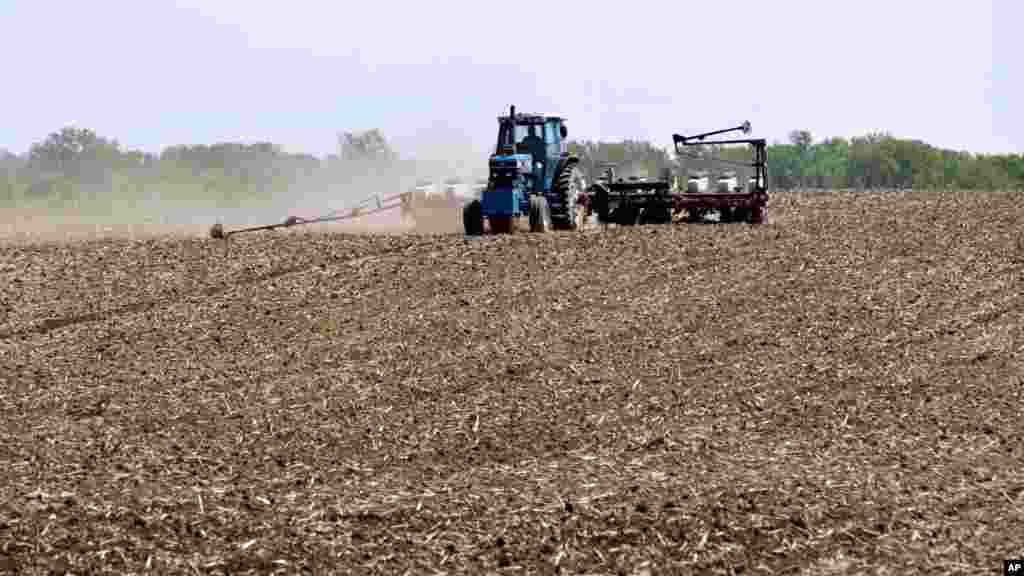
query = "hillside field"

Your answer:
(0, 190), (1021, 574)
